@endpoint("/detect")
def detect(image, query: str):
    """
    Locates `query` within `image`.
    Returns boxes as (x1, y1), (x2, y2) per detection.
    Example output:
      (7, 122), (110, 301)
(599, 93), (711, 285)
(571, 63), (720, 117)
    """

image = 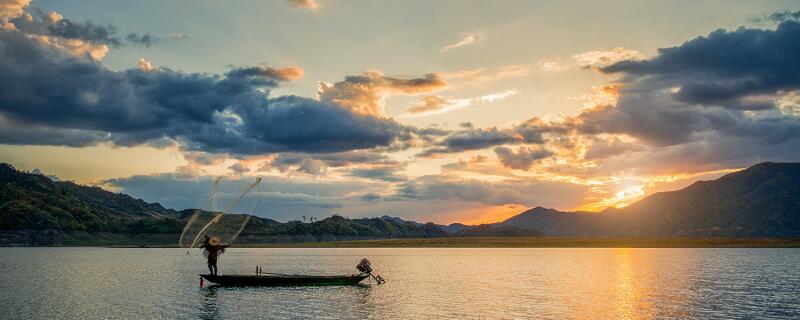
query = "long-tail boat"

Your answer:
(200, 272), (370, 287)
